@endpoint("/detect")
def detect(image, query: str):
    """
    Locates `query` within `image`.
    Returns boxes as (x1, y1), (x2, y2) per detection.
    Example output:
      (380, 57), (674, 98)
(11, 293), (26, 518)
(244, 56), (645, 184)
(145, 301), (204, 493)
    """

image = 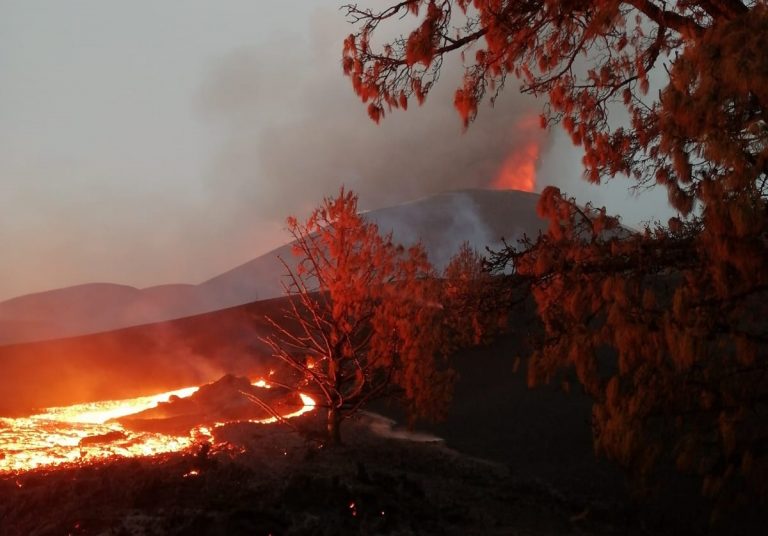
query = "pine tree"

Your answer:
(488, 187), (767, 515)
(342, 0), (766, 207)
(341, 0), (768, 514)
